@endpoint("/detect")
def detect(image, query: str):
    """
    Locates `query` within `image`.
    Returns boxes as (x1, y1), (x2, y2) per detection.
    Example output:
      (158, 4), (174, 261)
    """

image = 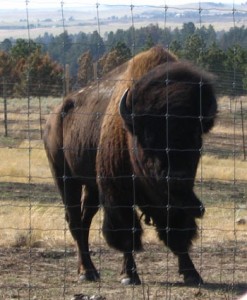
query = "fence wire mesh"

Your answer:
(0, 1), (247, 300)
